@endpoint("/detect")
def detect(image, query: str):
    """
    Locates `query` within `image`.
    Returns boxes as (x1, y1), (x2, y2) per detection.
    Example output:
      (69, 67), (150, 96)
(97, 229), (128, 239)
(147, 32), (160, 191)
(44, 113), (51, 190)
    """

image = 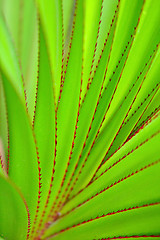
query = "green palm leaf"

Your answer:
(0, 0), (160, 239)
